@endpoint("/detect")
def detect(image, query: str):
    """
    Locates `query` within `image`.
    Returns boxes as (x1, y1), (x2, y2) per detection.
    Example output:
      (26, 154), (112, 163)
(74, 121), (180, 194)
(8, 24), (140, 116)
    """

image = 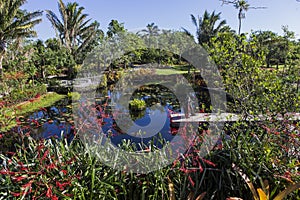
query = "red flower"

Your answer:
(284, 171), (292, 179)
(13, 175), (27, 182)
(0, 169), (16, 175)
(35, 93), (41, 98)
(46, 186), (52, 198)
(172, 160), (178, 168)
(16, 118), (22, 125)
(40, 107), (47, 112)
(22, 181), (33, 193)
(11, 192), (21, 197)
(51, 195), (59, 200)
(201, 158), (216, 167)
(56, 181), (71, 190)
(42, 150), (49, 160)
(0, 134), (3, 139)
(56, 181), (64, 190)
(46, 163), (57, 170)
(61, 169), (68, 175)
(188, 176), (195, 187)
